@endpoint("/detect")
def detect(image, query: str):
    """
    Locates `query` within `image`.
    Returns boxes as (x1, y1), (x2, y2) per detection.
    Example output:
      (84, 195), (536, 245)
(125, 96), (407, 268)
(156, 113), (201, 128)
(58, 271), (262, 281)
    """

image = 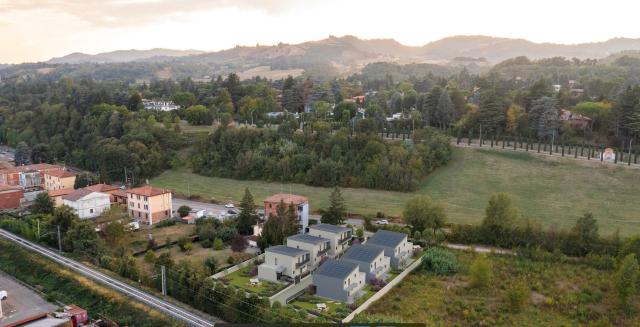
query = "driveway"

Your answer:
(0, 271), (58, 325)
